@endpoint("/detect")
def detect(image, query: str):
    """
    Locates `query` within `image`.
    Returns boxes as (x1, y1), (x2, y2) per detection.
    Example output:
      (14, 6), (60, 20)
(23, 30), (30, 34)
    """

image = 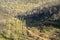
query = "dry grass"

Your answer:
(0, 0), (60, 40)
